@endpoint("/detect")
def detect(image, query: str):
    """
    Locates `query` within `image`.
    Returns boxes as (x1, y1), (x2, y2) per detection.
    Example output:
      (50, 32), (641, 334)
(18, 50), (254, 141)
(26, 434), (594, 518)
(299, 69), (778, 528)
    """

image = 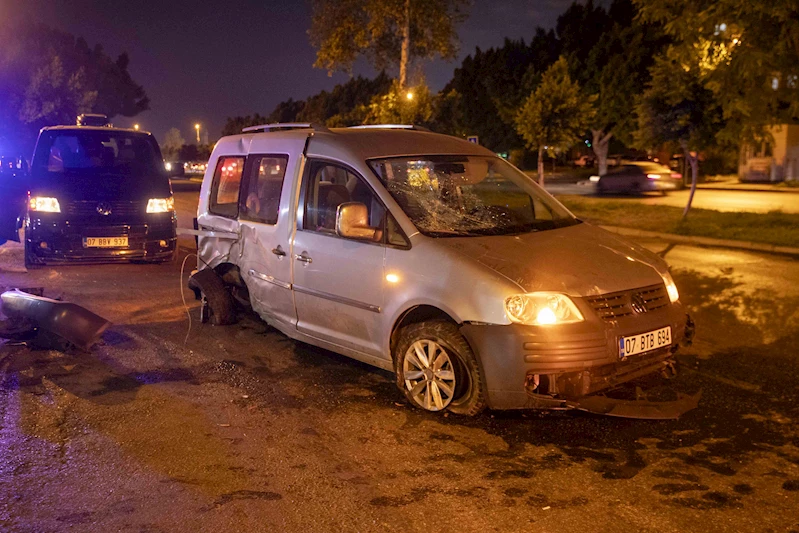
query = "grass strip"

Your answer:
(557, 195), (799, 248)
